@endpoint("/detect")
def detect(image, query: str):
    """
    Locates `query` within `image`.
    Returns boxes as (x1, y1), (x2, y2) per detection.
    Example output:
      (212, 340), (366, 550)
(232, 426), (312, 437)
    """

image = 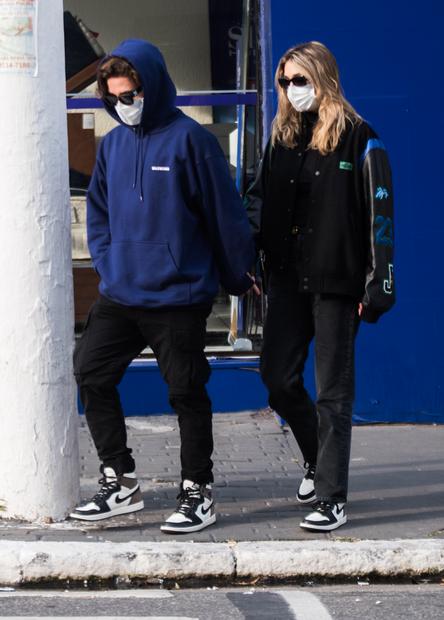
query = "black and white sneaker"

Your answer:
(299, 501), (347, 531)
(70, 467), (144, 521)
(160, 480), (216, 534)
(297, 463), (317, 504)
